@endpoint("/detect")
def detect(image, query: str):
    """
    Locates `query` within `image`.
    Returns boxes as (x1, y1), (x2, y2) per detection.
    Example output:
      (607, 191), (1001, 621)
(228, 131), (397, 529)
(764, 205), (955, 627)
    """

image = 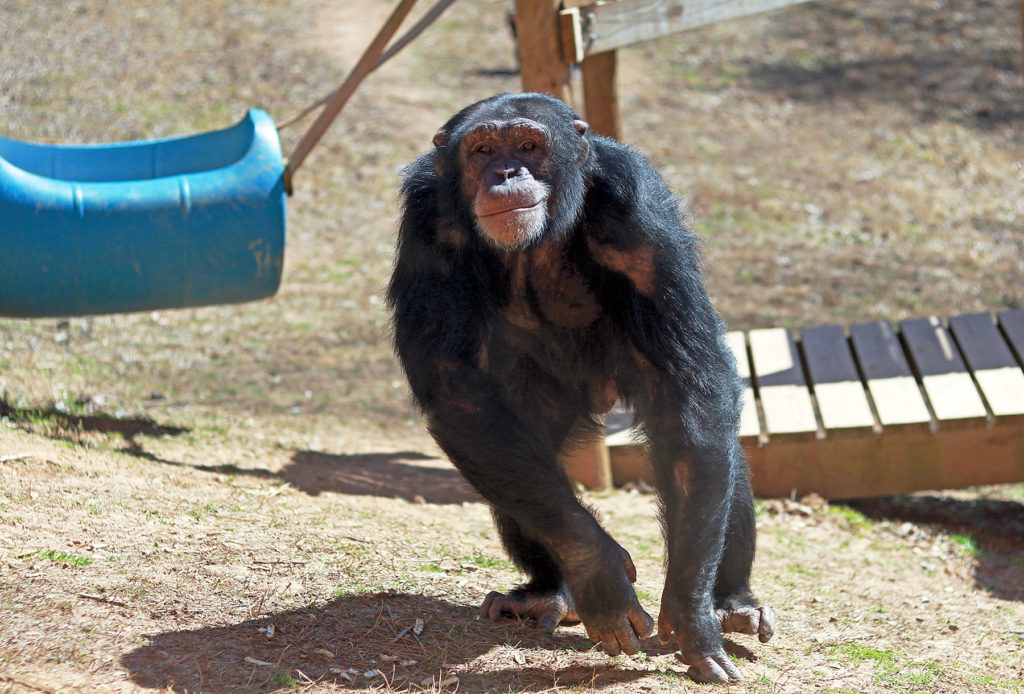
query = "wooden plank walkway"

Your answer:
(599, 310), (1024, 499)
